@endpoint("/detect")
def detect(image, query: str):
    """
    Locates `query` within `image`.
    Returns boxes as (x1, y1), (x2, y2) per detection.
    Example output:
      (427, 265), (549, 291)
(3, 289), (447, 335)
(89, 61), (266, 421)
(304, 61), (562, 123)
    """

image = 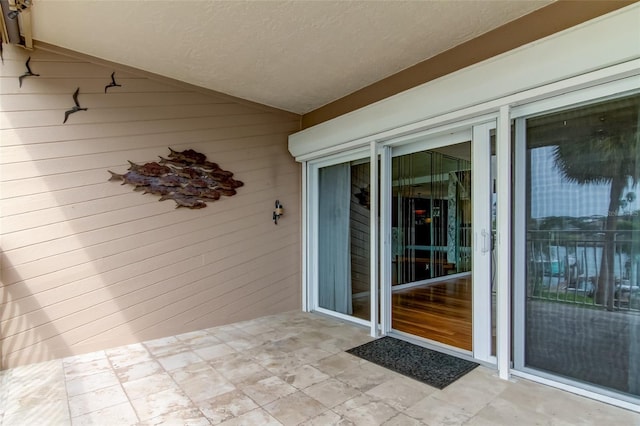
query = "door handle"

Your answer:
(481, 229), (491, 253)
